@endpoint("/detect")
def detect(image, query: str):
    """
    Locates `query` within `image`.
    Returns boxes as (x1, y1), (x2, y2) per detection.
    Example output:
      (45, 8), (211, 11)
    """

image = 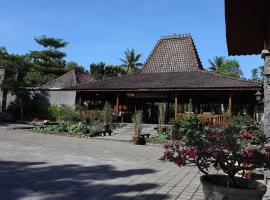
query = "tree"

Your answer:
(208, 57), (243, 78)
(208, 56), (225, 72)
(120, 49), (143, 73)
(89, 62), (125, 79)
(27, 35), (68, 85)
(66, 61), (86, 73)
(0, 47), (30, 111)
(90, 62), (106, 79)
(251, 66), (264, 81)
(104, 65), (125, 78)
(218, 60), (243, 78)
